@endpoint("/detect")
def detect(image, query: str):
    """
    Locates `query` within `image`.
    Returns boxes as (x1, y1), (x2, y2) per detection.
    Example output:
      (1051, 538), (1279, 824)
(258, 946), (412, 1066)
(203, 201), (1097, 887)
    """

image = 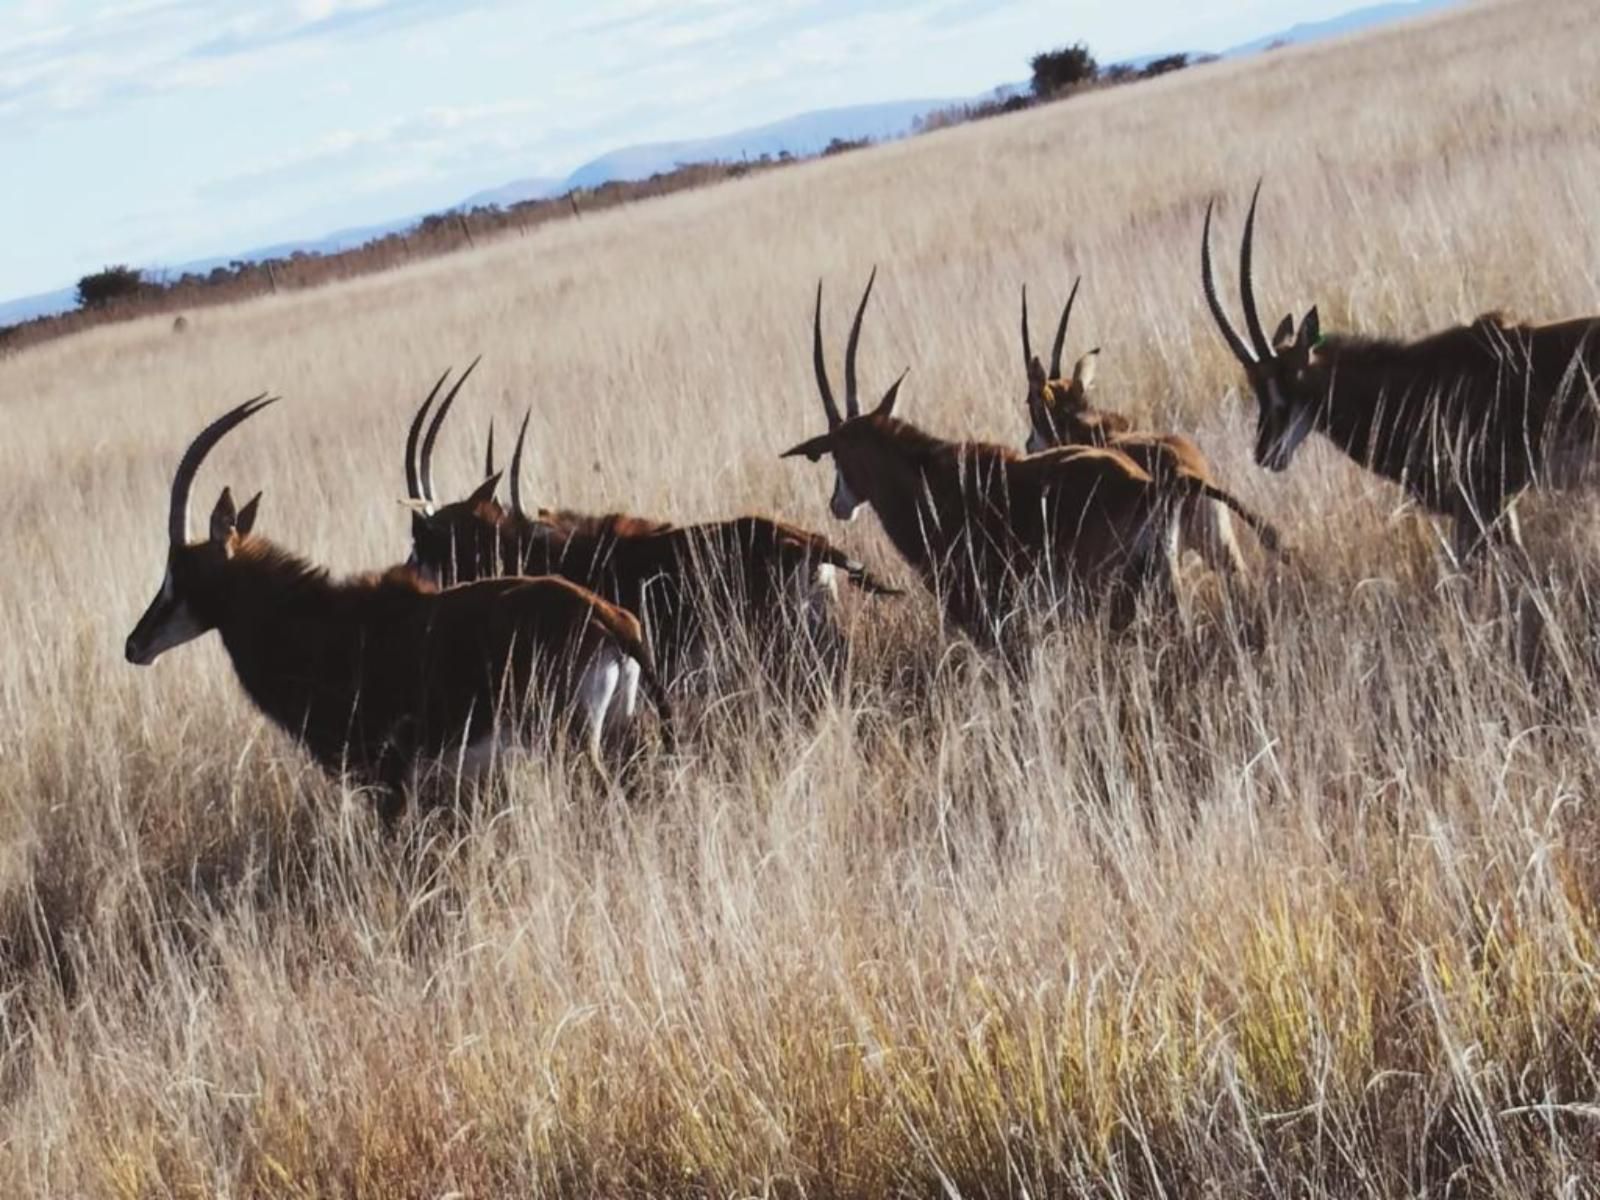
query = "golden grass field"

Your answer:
(4, 0), (1600, 1193)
